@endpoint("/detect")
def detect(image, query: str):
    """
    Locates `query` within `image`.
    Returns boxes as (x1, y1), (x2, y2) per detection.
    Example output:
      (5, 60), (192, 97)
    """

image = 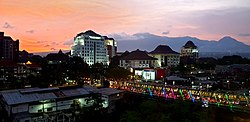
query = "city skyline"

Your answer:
(1, 0), (250, 53)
